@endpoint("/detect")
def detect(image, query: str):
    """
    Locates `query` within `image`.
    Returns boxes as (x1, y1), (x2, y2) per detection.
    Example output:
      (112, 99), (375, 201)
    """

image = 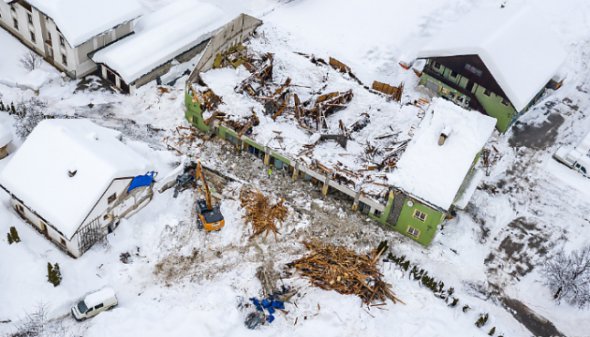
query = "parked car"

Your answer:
(71, 287), (118, 321)
(553, 133), (590, 178)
